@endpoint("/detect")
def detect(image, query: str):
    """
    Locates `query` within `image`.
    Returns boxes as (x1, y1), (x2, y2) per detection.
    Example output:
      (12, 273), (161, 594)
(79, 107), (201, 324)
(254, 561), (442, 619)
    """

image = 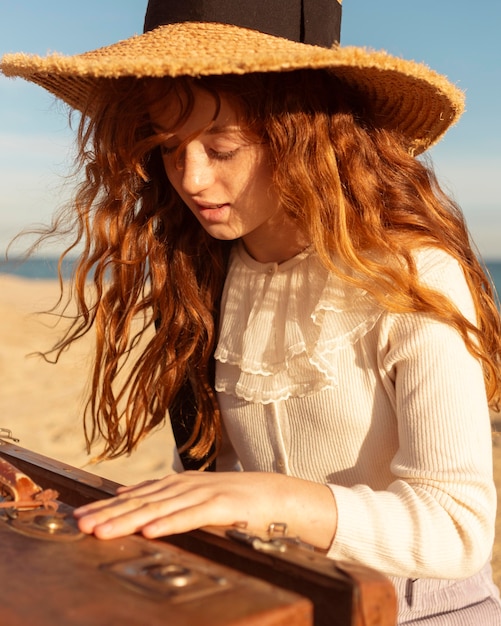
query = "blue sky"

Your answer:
(1, 1), (500, 258)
